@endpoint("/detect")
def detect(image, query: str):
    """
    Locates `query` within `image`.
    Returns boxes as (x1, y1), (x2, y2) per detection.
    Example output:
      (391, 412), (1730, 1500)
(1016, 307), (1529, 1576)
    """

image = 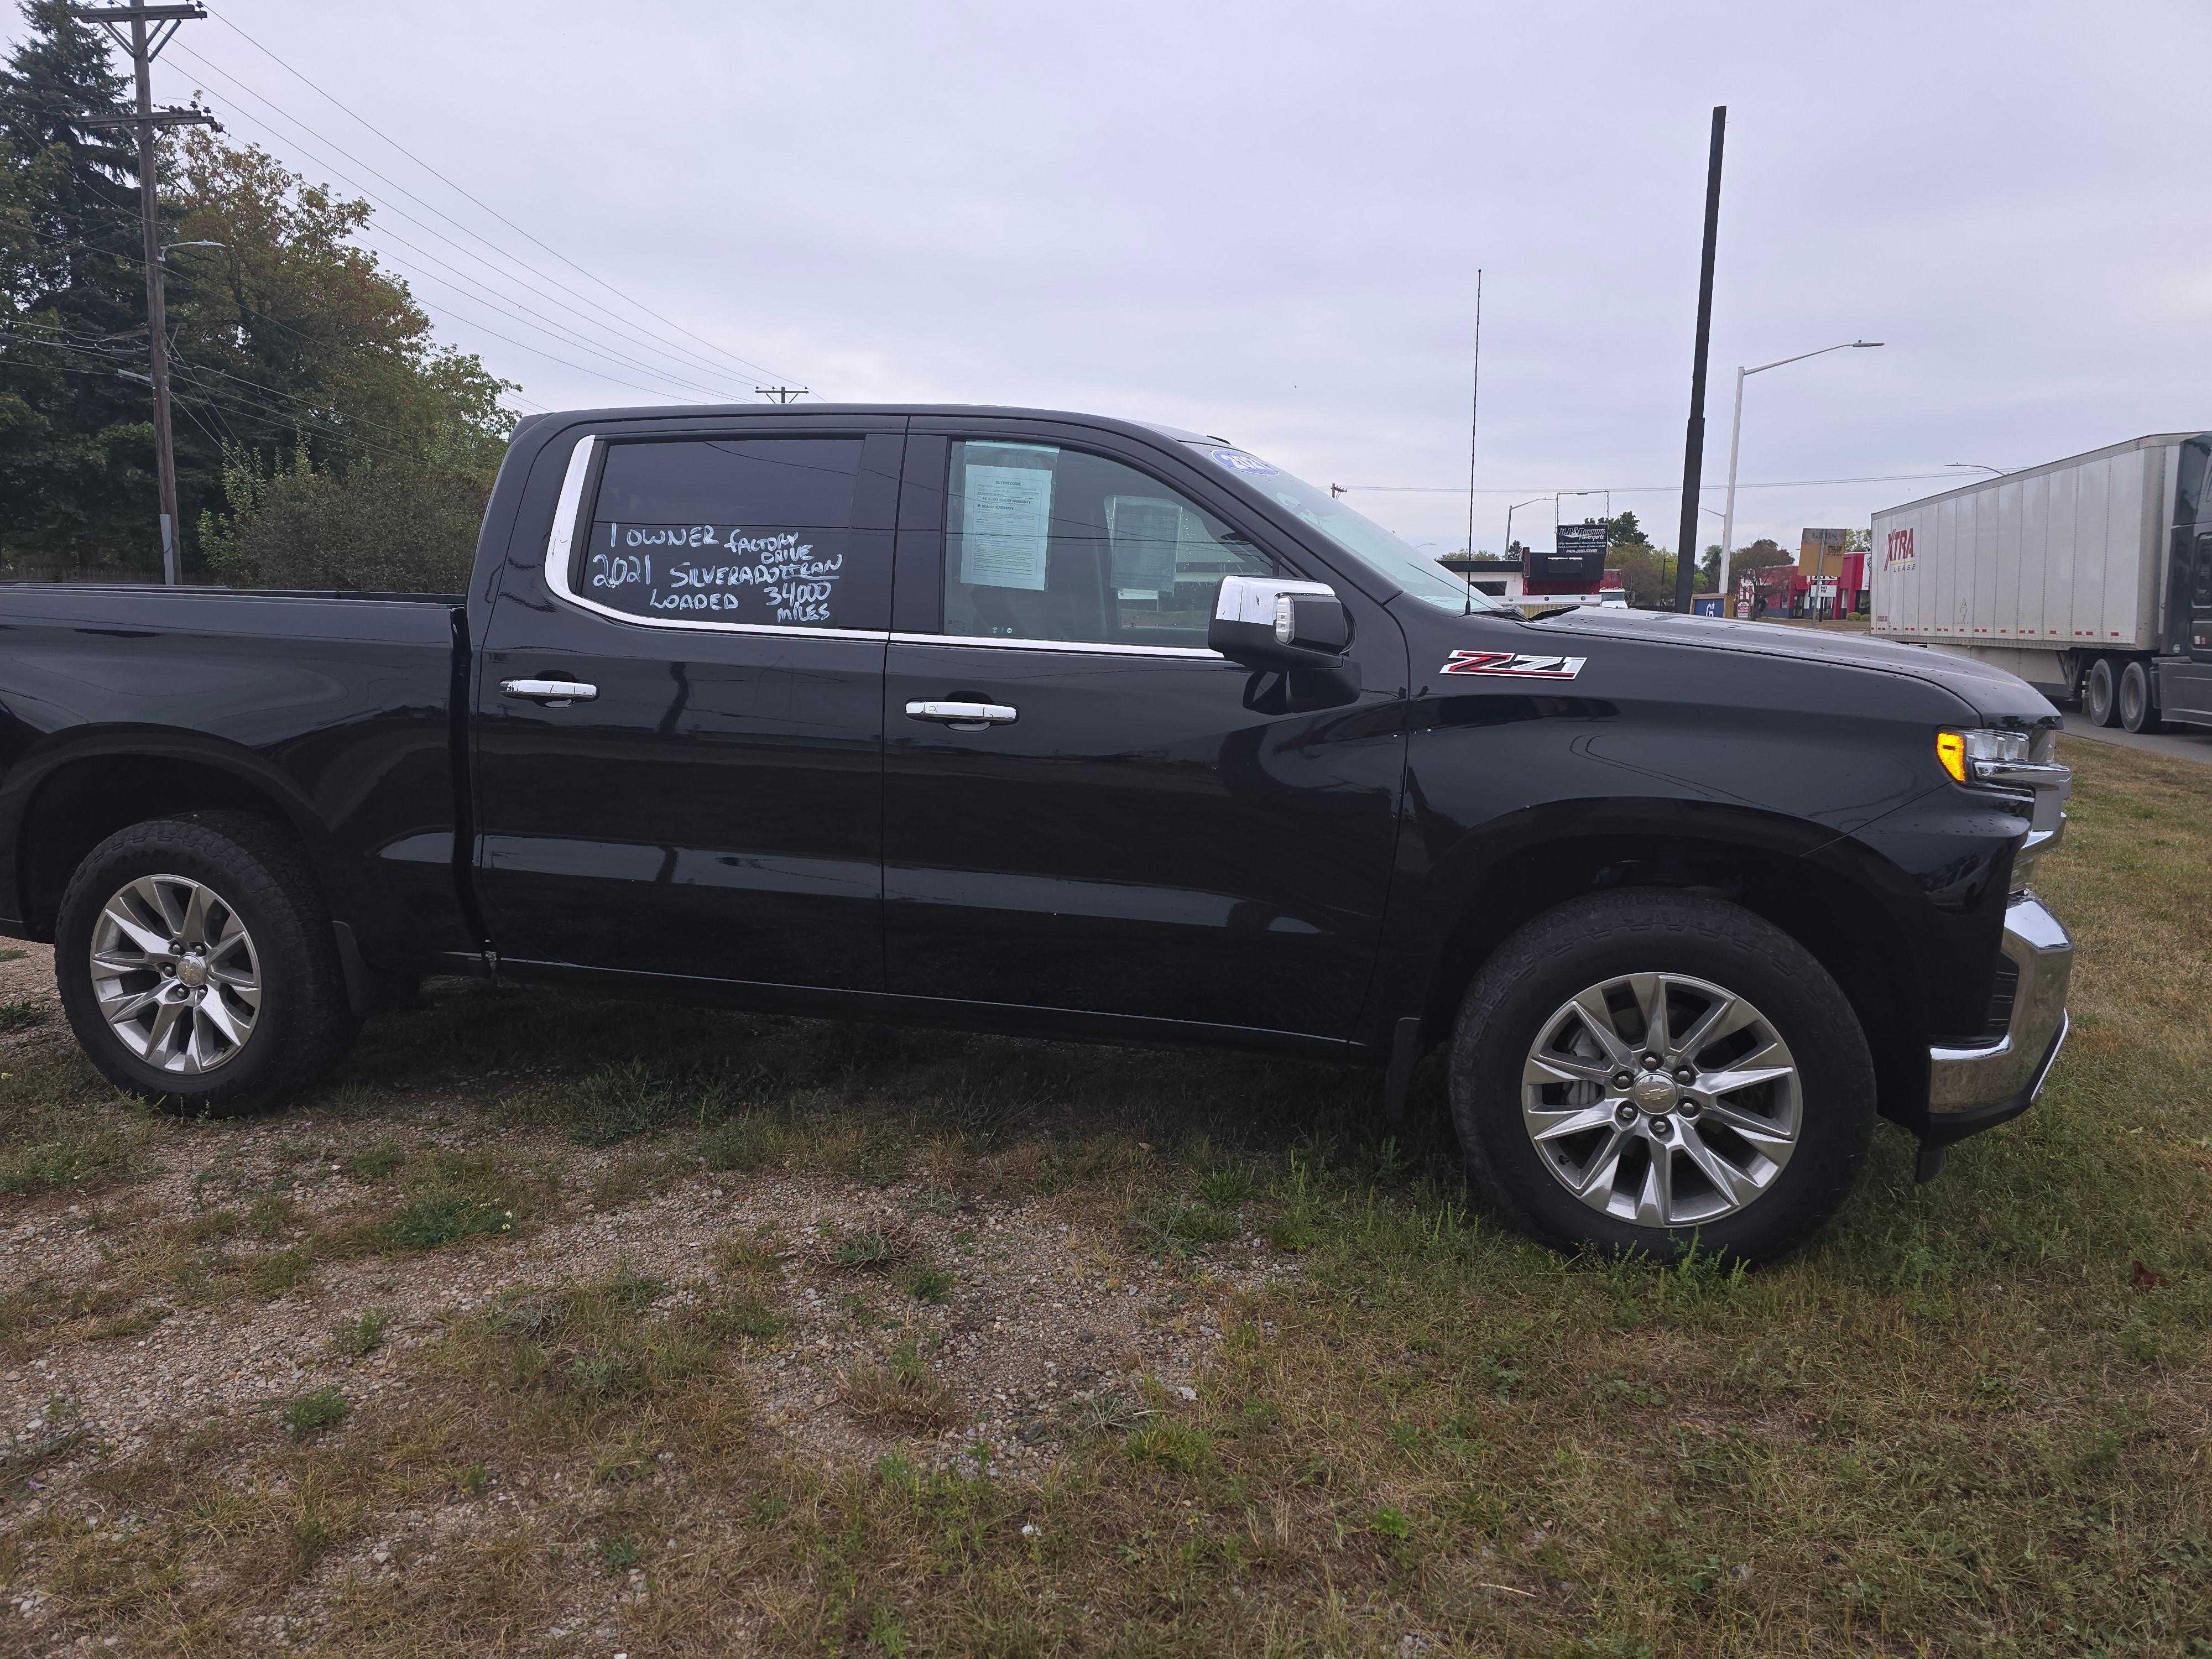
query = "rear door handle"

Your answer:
(500, 677), (599, 705)
(905, 700), (1017, 729)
